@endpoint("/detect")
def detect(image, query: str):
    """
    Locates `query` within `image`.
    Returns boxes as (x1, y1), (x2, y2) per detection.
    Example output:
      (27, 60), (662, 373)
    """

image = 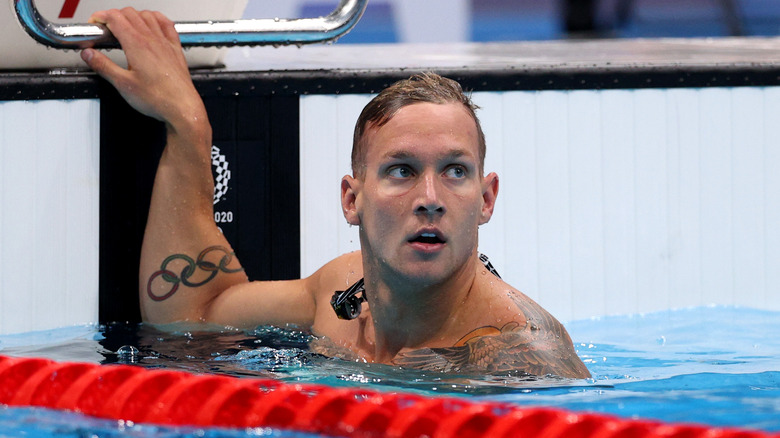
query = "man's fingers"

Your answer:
(139, 10), (167, 39)
(81, 48), (128, 88)
(115, 8), (173, 42)
(87, 8), (180, 48)
(153, 11), (182, 46)
(87, 8), (143, 52)
(86, 9), (109, 24)
(115, 7), (151, 41)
